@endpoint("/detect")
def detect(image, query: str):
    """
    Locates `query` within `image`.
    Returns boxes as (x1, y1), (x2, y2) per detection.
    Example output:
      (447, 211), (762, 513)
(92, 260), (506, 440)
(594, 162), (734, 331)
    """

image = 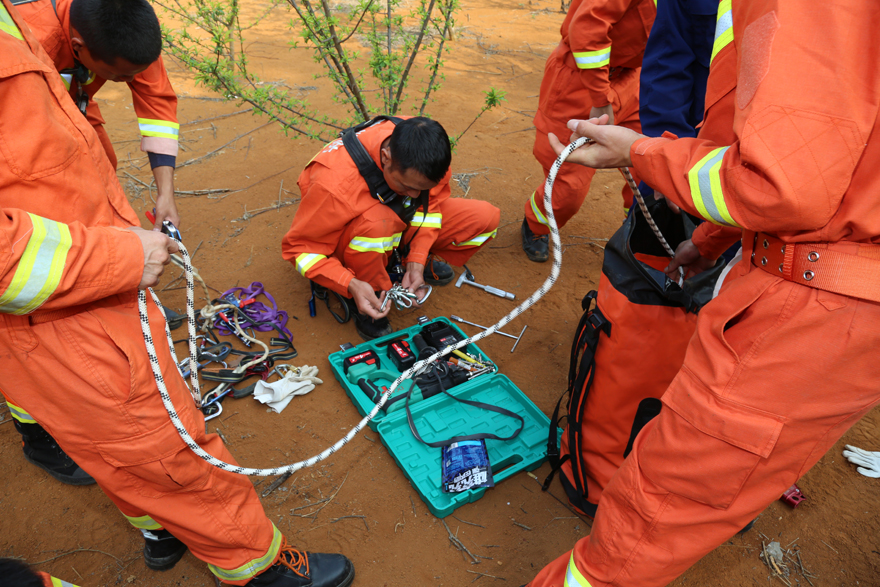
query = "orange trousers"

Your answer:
(529, 239), (880, 587)
(0, 293), (280, 585)
(338, 198), (500, 293)
(526, 49), (642, 235)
